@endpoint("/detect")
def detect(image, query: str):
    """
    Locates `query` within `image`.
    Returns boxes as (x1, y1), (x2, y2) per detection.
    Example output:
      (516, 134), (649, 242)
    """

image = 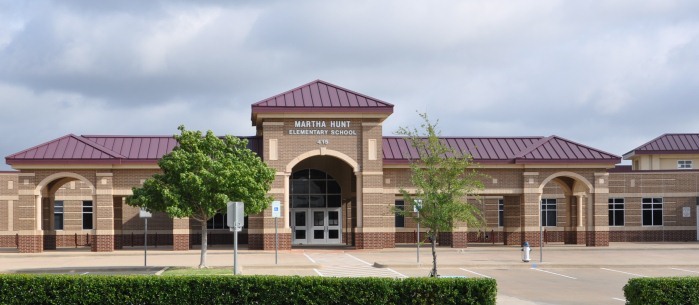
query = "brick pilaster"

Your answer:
(172, 217), (190, 250)
(93, 173), (114, 252)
